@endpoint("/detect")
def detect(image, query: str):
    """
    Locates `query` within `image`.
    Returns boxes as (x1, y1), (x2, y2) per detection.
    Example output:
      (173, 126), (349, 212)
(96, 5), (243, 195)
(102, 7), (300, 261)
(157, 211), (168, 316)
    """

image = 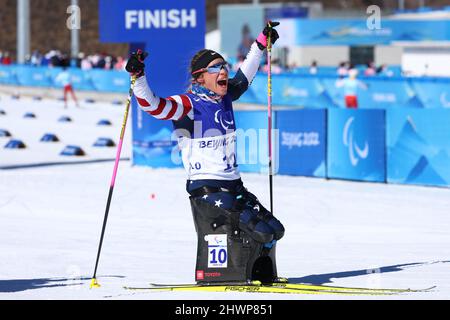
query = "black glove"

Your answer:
(256, 21), (280, 50)
(125, 50), (148, 77)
